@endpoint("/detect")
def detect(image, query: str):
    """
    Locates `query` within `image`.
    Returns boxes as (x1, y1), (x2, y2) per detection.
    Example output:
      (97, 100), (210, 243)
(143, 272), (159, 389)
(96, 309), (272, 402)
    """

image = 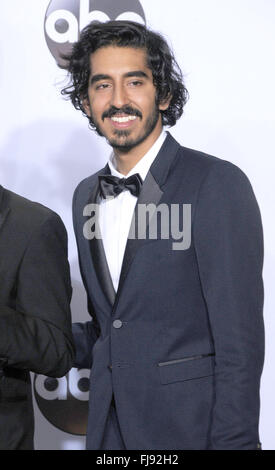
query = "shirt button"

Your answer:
(113, 319), (123, 329)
